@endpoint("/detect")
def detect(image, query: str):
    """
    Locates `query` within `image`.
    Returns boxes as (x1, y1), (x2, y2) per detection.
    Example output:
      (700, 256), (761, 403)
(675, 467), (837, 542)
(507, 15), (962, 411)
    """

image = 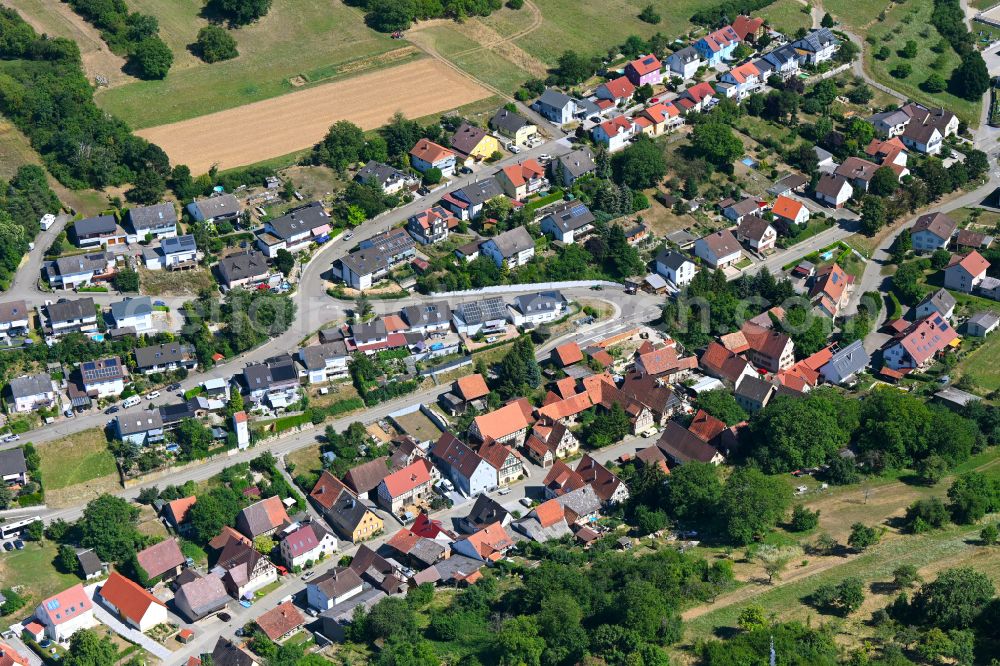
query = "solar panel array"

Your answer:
(82, 358), (121, 380)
